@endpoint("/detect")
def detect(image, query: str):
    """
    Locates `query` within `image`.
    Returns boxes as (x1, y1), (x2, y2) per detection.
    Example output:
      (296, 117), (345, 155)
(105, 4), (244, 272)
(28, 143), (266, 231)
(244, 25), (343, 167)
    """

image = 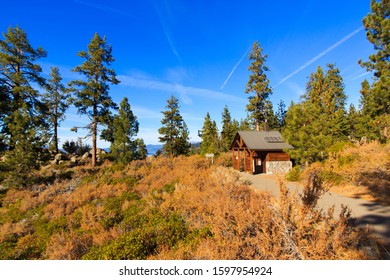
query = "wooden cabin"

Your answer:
(230, 131), (293, 175)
